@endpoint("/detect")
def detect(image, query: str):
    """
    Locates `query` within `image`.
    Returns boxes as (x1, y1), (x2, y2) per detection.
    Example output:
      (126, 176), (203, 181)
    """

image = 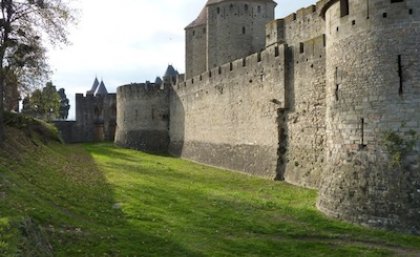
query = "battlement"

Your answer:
(117, 83), (168, 99)
(177, 43), (286, 95)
